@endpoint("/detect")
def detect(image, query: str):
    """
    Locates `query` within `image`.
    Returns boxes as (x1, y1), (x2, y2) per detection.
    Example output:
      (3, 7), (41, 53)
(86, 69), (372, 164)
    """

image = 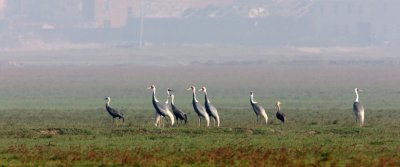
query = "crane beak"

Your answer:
(187, 88), (191, 91)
